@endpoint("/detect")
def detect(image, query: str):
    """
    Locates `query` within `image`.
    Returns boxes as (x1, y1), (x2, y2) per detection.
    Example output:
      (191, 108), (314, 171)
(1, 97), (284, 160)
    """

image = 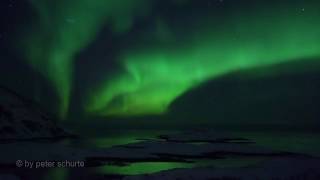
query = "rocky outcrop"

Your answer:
(0, 86), (71, 141)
